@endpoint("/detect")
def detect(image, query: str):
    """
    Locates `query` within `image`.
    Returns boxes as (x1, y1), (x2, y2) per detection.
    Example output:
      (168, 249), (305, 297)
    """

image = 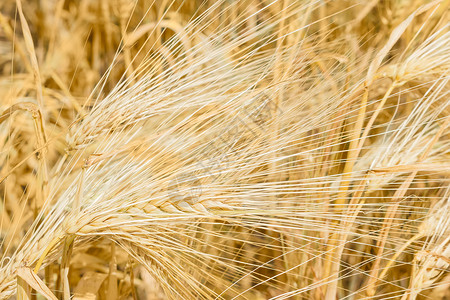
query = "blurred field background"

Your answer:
(0, 0), (449, 299)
